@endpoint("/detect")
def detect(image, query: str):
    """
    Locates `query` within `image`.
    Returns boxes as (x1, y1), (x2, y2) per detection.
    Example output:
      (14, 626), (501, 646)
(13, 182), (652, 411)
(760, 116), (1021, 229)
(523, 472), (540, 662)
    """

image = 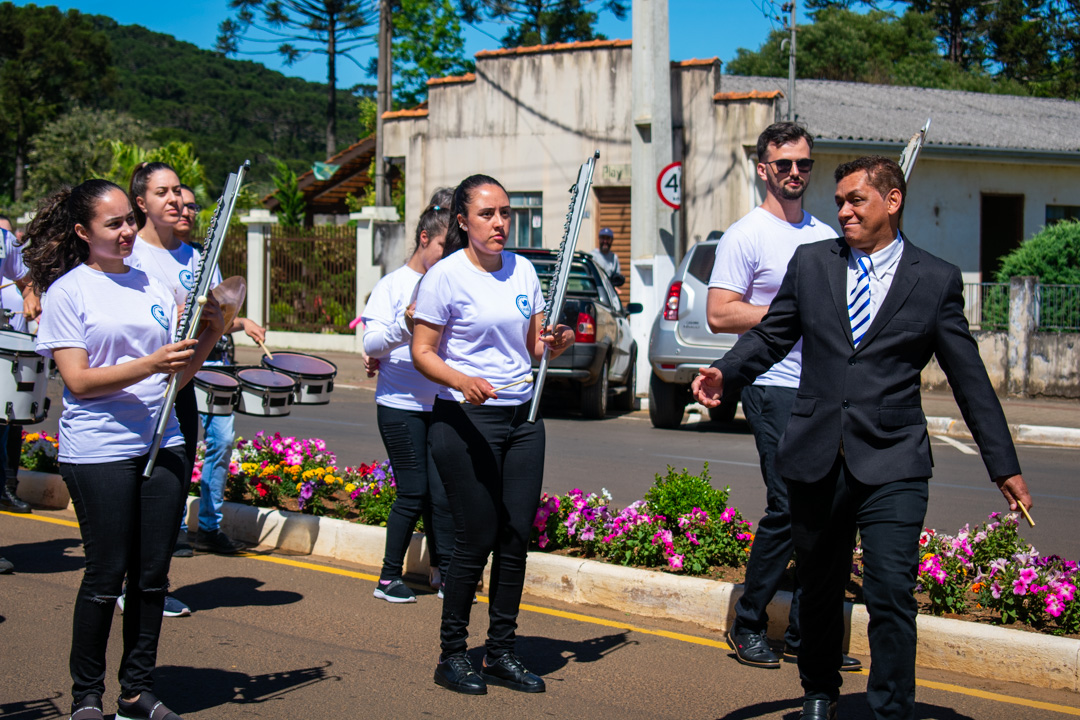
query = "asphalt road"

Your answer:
(3, 510), (1079, 719)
